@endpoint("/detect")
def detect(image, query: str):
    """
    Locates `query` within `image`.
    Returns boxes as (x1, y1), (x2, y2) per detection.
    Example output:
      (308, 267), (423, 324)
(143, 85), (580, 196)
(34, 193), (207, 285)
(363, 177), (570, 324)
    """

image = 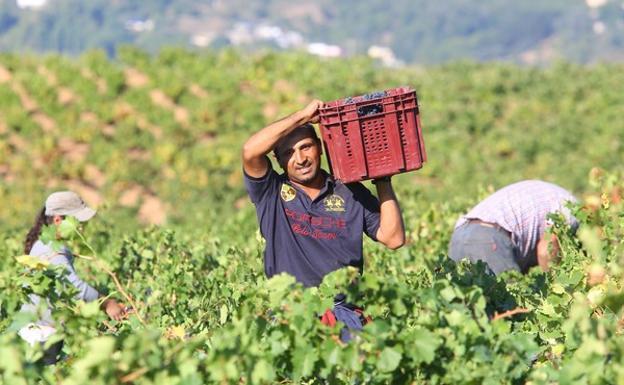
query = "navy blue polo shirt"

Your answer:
(244, 163), (381, 287)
